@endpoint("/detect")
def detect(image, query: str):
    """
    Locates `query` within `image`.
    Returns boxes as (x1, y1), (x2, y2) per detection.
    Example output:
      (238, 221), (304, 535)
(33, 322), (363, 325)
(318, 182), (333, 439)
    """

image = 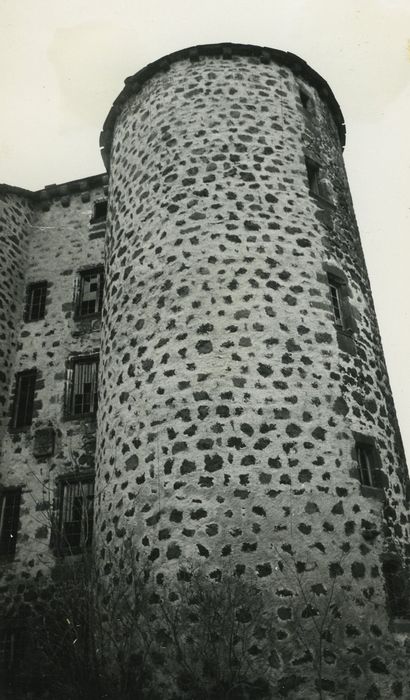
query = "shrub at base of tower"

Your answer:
(2, 546), (409, 699)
